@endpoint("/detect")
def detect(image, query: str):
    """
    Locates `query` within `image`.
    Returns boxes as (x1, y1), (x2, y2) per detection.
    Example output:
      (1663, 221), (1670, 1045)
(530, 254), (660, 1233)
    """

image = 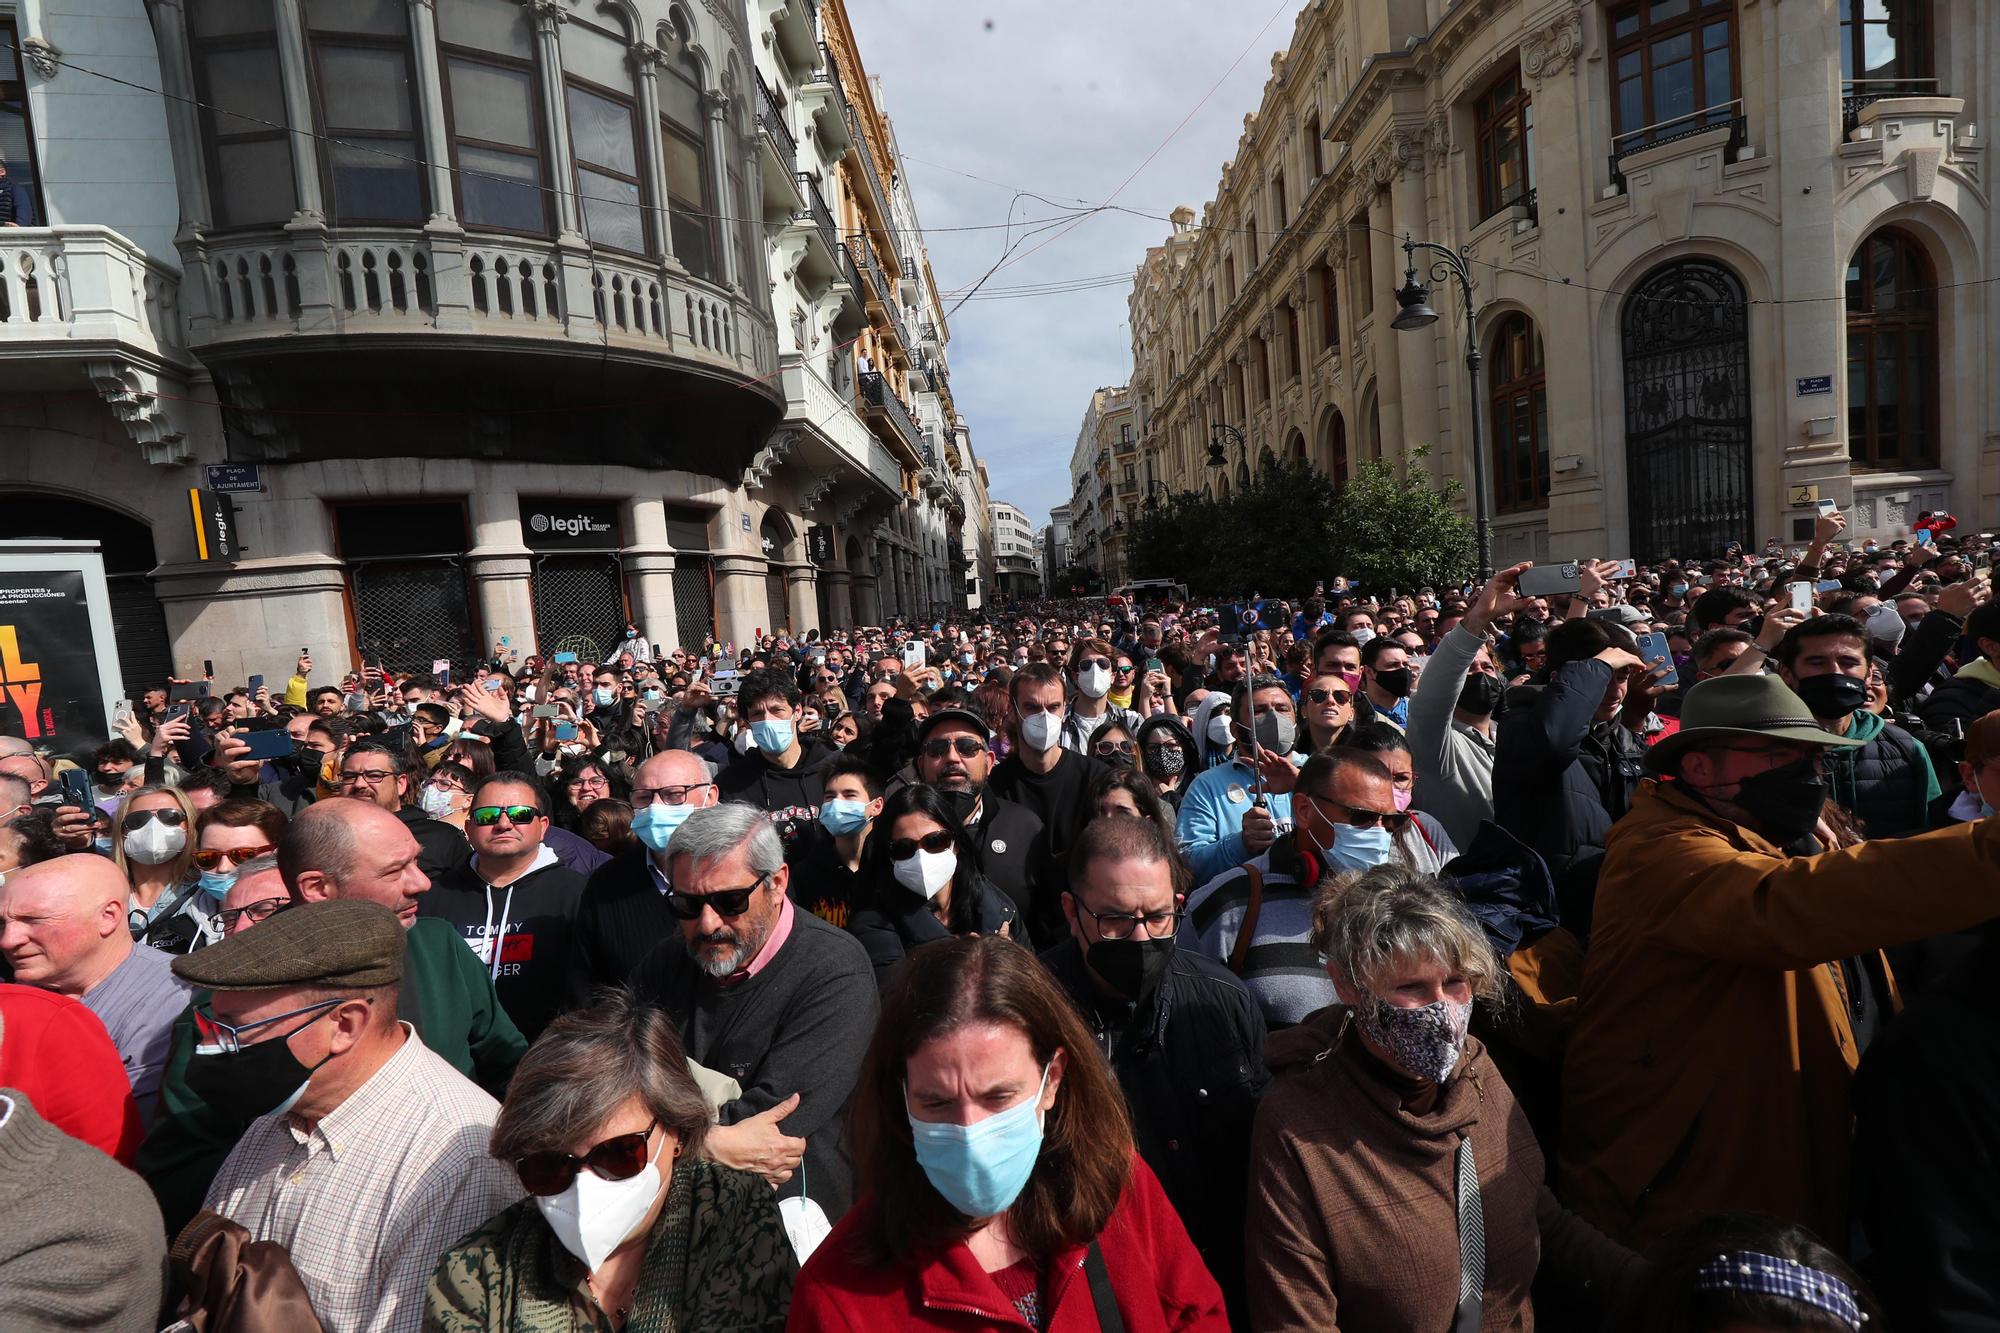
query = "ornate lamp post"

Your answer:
(1392, 234), (1493, 581)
